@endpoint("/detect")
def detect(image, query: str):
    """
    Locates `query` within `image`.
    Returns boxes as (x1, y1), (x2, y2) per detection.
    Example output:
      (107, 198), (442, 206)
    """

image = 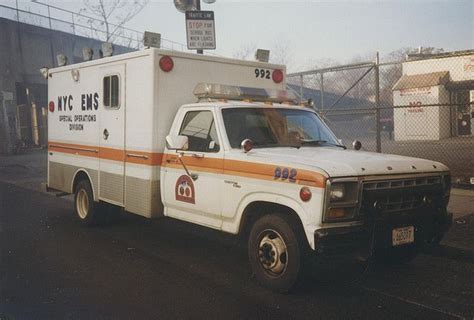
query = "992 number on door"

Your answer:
(255, 68), (271, 79)
(274, 167), (297, 182)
